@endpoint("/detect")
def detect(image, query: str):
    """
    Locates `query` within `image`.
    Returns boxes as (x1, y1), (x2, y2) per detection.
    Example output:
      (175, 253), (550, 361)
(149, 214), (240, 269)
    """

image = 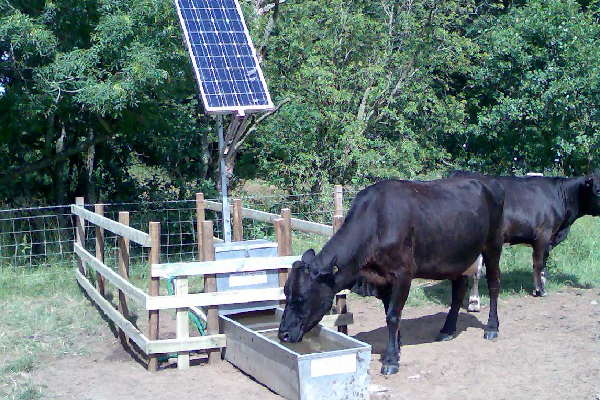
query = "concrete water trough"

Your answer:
(220, 309), (371, 400)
